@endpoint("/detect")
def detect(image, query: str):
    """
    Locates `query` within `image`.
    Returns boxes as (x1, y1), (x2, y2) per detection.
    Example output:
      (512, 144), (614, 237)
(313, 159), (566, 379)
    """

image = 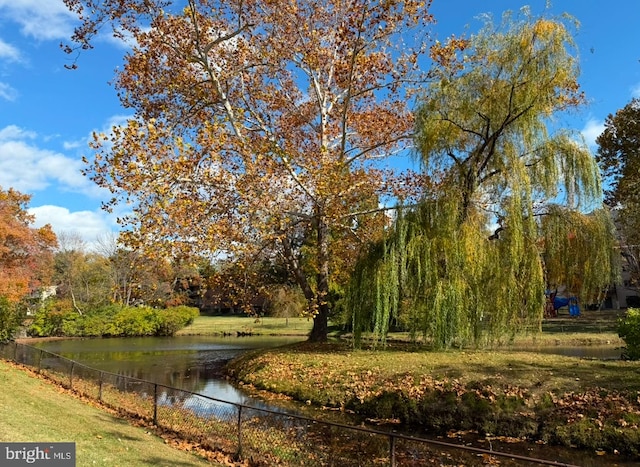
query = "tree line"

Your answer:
(2, 1), (634, 344)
